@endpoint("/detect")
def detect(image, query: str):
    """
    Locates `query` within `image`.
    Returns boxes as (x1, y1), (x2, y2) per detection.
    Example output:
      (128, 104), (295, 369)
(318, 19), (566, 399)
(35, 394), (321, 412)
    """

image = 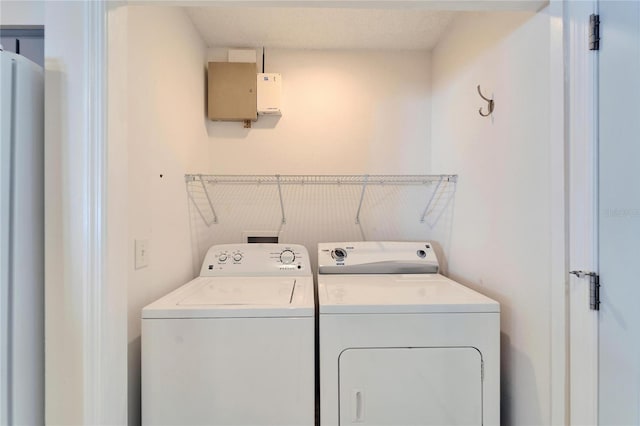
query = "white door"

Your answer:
(598, 1), (640, 424)
(339, 347), (482, 425)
